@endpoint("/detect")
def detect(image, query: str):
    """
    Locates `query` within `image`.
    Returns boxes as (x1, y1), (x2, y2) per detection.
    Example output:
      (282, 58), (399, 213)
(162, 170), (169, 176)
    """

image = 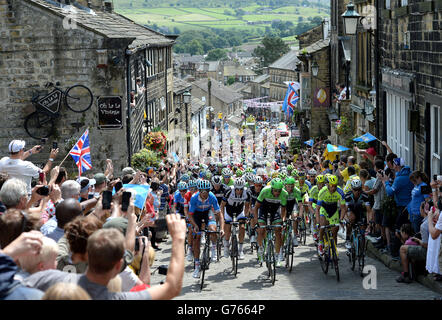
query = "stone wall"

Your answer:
(298, 24), (324, 50)
(0, 0), (132, 175)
